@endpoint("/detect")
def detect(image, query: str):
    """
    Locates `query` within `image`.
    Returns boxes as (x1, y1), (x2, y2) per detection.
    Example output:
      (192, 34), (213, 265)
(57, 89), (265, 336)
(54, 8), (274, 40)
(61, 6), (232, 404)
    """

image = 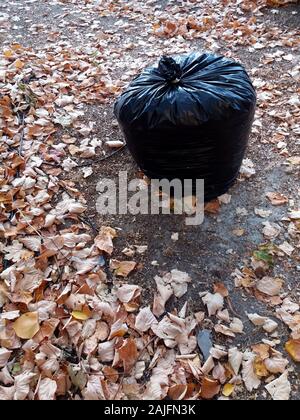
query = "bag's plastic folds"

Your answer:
(114, 53), (256, 201)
